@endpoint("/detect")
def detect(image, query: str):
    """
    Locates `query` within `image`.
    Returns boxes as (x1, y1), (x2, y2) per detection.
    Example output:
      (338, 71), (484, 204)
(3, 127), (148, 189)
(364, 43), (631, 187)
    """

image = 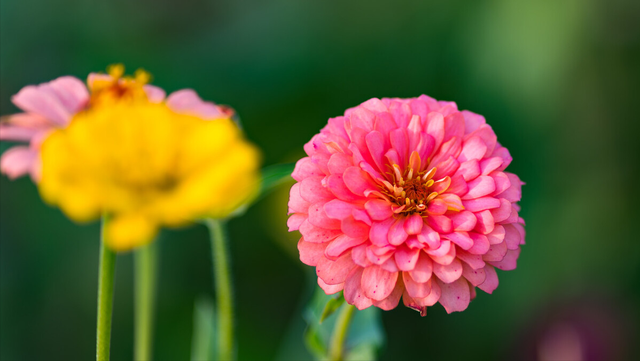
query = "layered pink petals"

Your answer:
(288, 96), (524, 315)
